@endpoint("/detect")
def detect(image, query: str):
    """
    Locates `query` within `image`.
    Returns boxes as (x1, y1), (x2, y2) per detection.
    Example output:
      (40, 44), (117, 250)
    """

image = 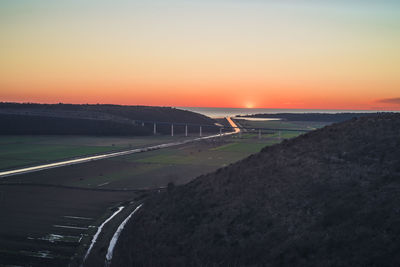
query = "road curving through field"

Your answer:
(0, 118), (240, 178)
